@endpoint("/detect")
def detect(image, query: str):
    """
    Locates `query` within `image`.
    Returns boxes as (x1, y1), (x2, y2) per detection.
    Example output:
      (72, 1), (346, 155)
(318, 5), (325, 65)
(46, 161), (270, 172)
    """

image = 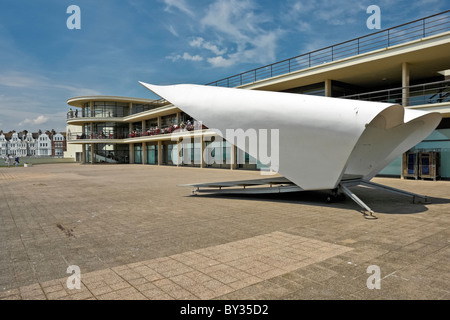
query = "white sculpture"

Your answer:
(140, 82), (442, 216)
